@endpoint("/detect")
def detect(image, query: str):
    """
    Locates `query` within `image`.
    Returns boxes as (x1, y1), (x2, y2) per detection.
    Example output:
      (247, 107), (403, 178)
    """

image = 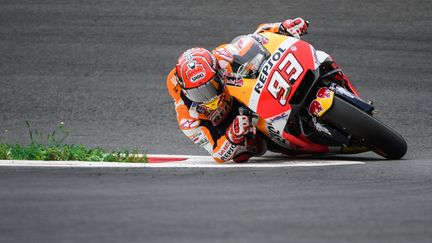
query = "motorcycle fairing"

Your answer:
(226, 33), (324, 150)
(249, 33), (318, 119)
